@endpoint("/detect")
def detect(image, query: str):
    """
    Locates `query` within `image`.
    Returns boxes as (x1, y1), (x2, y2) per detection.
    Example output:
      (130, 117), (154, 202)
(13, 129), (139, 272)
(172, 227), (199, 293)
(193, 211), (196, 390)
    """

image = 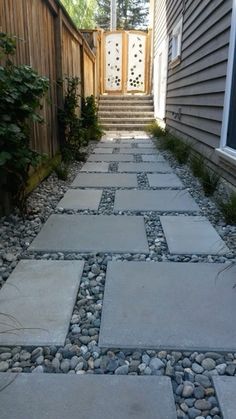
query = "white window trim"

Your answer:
(217, 0), (236, 164)
(171, 17), (183, 63)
